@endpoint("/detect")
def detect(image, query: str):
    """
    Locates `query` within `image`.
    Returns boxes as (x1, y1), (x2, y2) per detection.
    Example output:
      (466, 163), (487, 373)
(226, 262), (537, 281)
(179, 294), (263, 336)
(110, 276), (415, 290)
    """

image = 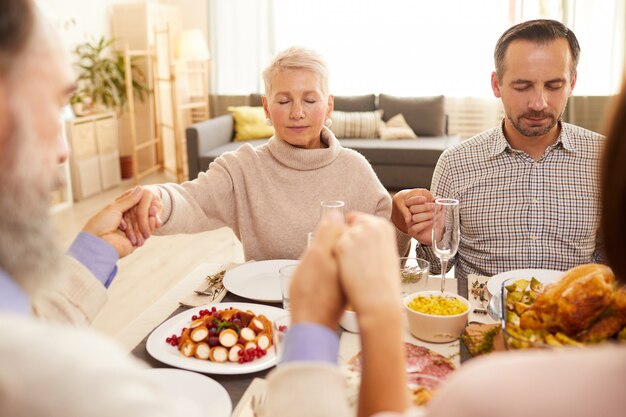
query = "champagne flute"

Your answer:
(432, 198), (460, 292)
